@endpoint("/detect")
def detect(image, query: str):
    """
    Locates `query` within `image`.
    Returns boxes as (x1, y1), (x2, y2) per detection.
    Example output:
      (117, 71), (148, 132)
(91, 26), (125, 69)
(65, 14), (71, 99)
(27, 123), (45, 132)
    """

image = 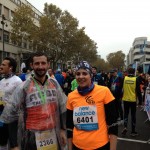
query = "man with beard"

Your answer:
(0, 52), (67, 150)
